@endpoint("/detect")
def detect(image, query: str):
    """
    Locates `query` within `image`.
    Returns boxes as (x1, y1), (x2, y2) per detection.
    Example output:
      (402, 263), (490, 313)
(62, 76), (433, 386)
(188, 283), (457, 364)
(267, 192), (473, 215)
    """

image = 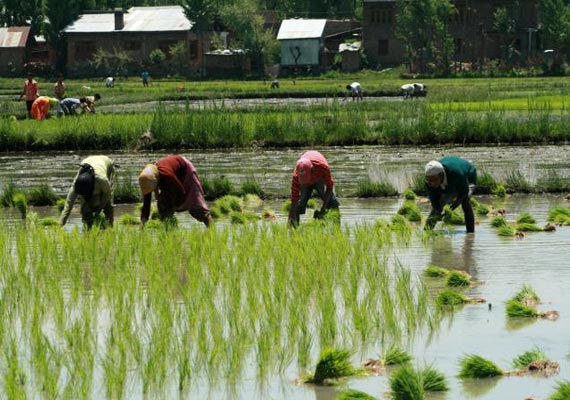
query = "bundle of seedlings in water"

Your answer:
(229, 211), (260, 225)
(38, 217), (59, 226)
(356, 180), (398, 197)
(515, 223), (543, 232)
(214, 195), (243, 214)
(424, 264), (449, 278)
(305, 348), (357, 385)
(118, 213), (140, 226)
(516, 212), (536, 224)
(397, 201), (422, 222)
(242, 193), (263, 208)
(506, 285), (559, 320)
(12, 192), (27, 220)
(549, 381), (570, 400)
(281, 198), (317, 212)
(547, 206), (570, 225)
(490, 215), (508, 228)
(459, 354), (504, 378)
(442, 206), (464, 225)
(389, 364), (448, 399)
(470, 198), (490, 216)
(261, 207), (276, 220)
(336, 389), (377, 400)
(497, 225), (517, 236)
(512, 348), (559, 375)
(362, 345), (412, 374)
(27, 184), (59, 206)
(436, 289), (485, 307)
(445, 271), (472, 287)
(403, 189), (417, 201)
(492, 184), (507, 197)
(56, 198), (66, 212)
